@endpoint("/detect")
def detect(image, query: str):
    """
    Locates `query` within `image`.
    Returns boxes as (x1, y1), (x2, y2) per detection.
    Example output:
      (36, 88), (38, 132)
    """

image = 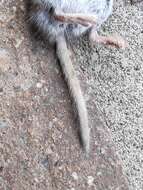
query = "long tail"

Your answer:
(56, 35), (90, 155)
